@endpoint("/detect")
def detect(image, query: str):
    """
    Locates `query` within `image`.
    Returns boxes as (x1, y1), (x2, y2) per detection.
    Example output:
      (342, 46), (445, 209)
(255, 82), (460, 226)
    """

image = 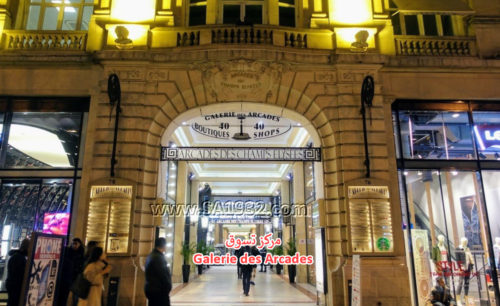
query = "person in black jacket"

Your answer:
(250, 246), (260, 286)
(145, 237), (172, 306)
(241, 246), (253, 296)
(236, 249), (243, 279)
(58, 238), (85, 306)
(6, 238), (30, 306)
